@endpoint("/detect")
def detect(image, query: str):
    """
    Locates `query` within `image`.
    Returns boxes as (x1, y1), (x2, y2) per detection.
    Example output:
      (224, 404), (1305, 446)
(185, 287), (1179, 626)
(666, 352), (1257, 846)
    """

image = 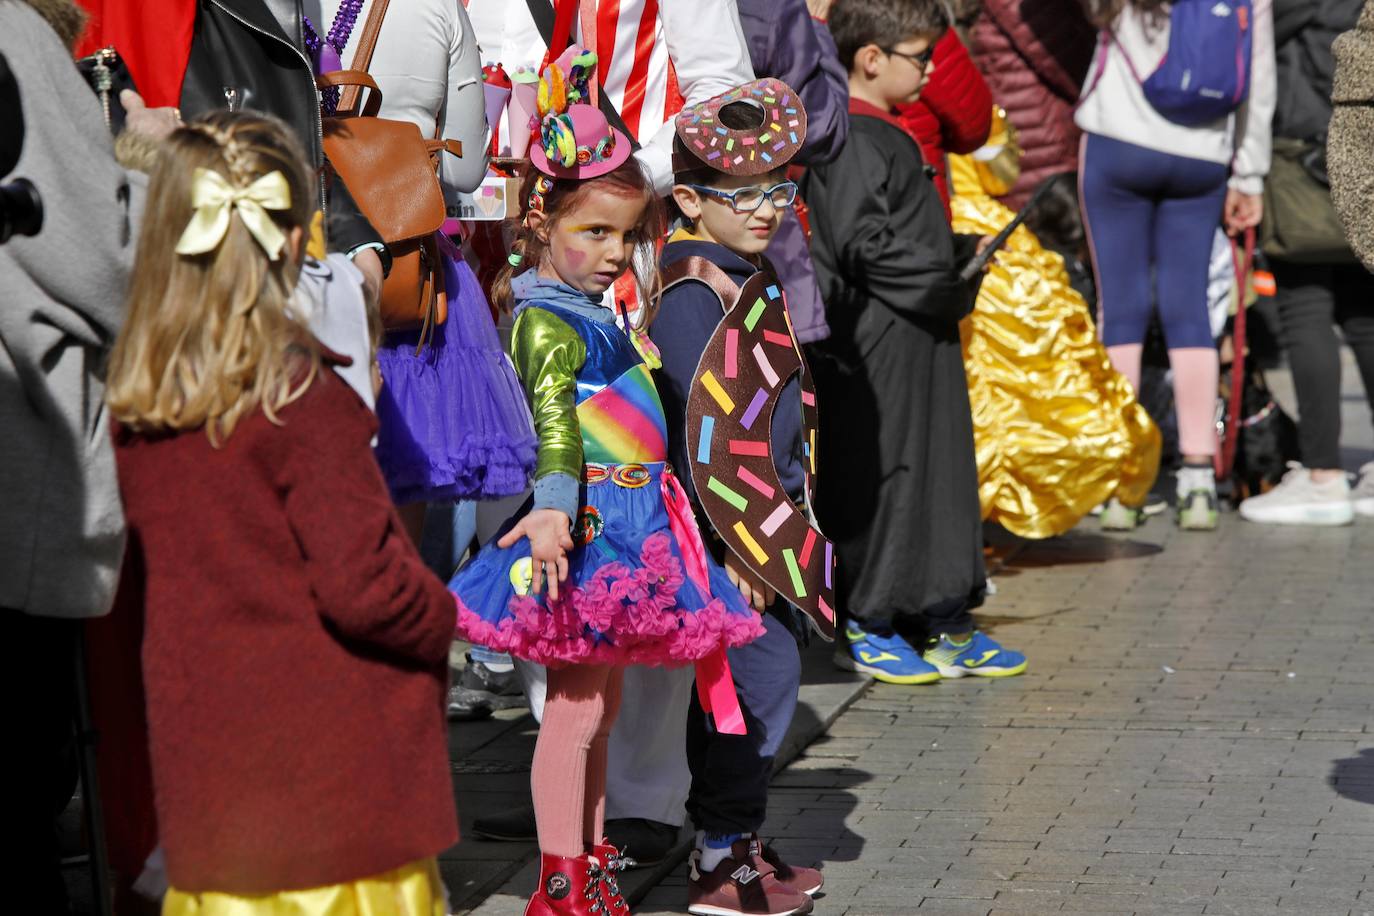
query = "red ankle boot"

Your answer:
(592, 839), (631, 912)
(525, 852), (612, 916)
